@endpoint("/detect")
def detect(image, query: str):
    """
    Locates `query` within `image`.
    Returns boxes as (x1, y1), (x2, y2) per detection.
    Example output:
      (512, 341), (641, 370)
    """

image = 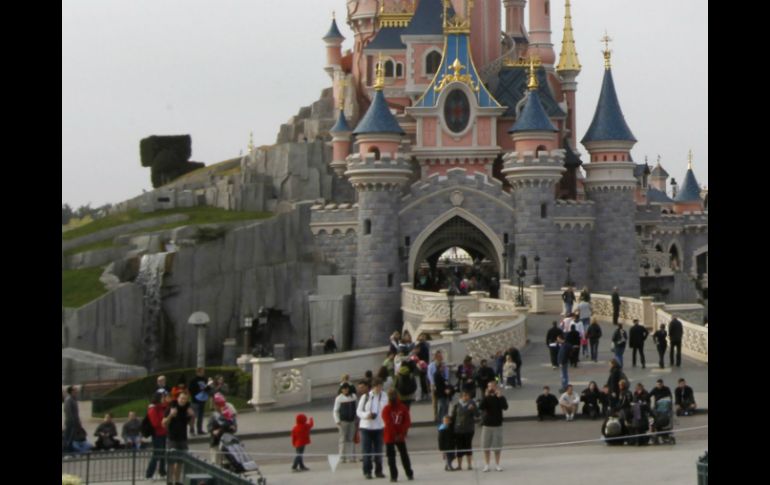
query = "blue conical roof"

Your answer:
(330, 109), (351, 134)
(353, 90), (404, 135)
(323, 18), (344, 41)
(674, 168), (701, 202)
(509, 90), (557, 133)
(581, 68), (636, 143)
